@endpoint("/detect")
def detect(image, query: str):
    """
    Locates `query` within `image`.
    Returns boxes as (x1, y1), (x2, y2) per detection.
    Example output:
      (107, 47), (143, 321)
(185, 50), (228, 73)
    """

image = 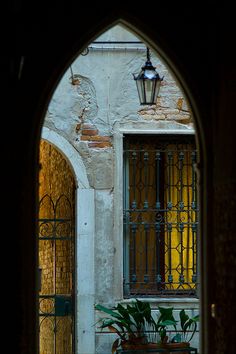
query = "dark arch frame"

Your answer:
(37, 18), (207, 353)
